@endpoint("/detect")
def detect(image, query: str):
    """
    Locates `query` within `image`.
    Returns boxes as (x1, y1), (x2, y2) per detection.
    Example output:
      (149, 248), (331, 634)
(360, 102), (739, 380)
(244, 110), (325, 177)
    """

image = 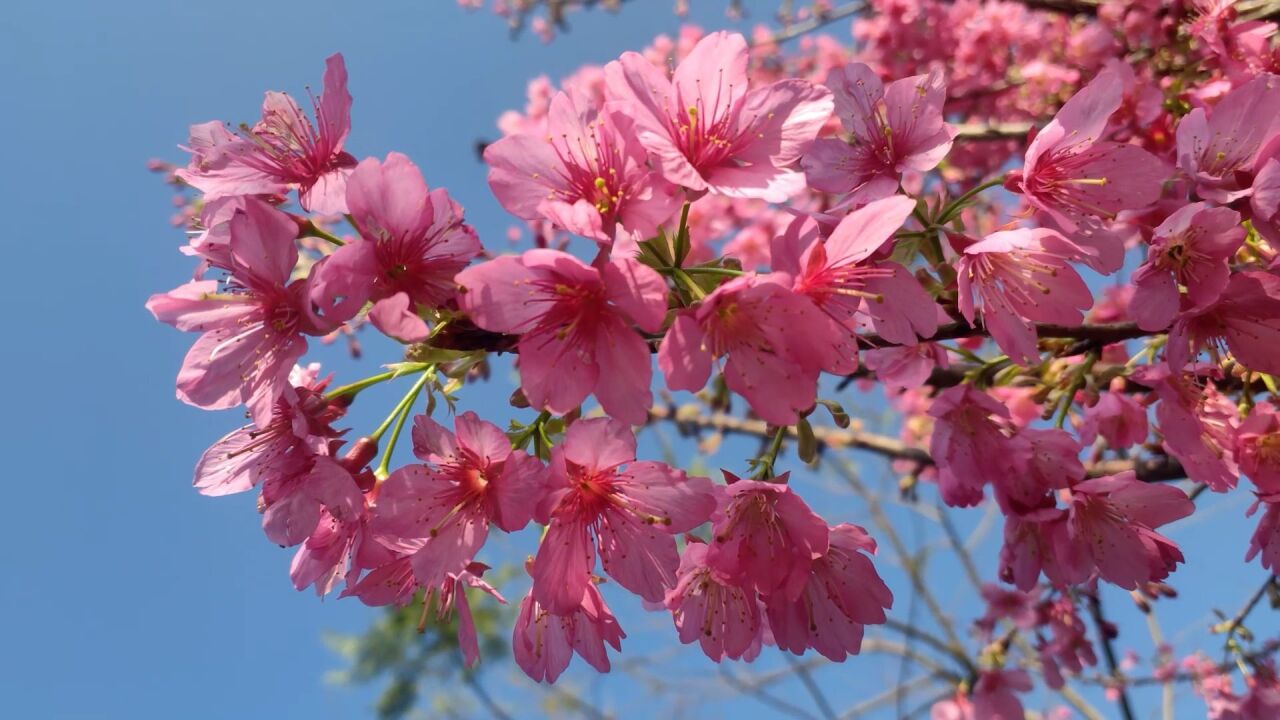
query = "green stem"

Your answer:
(753, 426), (788, 480)
(374, 372), (433, 478)
(302, 221), (345, 247)
(1054, 351), (1099, 429)
(682, 266), (744, 277)
(672, 268), (707, 301)
(672, 202), (692, 267)
(324, 364), (433, 401)
(511, 410), (552, 450)
(936, 177), (1004, 226)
